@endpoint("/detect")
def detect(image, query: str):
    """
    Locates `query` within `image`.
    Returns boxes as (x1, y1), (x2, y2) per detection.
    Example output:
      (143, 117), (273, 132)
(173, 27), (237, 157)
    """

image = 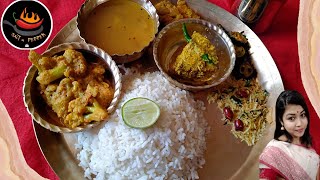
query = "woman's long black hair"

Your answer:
(274, 90), (312, 147)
